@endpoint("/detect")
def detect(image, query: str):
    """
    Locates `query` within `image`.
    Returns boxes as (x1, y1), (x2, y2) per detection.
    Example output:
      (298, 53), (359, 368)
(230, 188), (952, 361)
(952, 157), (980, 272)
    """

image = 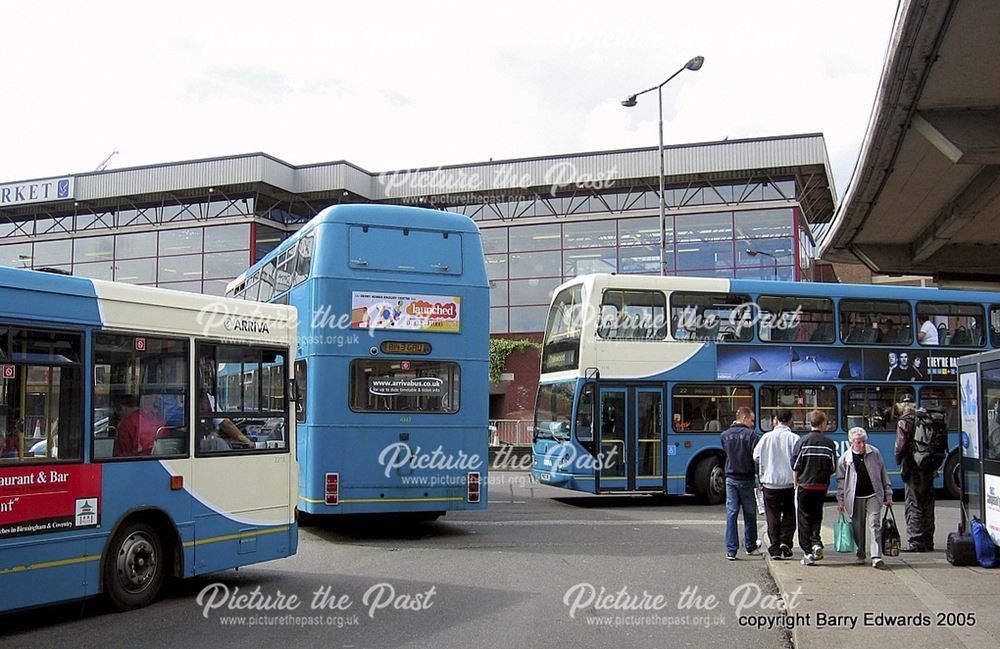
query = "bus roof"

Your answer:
(563, 273), (1000, 304)
(231, 203), (482, 291)
(0, 266), (296, 343)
